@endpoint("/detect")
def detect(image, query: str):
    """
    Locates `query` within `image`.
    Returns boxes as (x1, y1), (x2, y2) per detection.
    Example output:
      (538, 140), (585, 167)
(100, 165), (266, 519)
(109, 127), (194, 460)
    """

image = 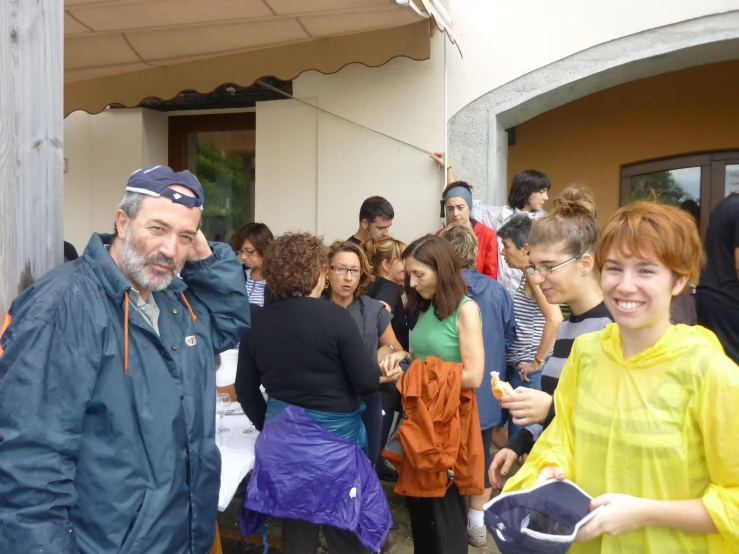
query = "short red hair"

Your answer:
(596, 201), (705, 284)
